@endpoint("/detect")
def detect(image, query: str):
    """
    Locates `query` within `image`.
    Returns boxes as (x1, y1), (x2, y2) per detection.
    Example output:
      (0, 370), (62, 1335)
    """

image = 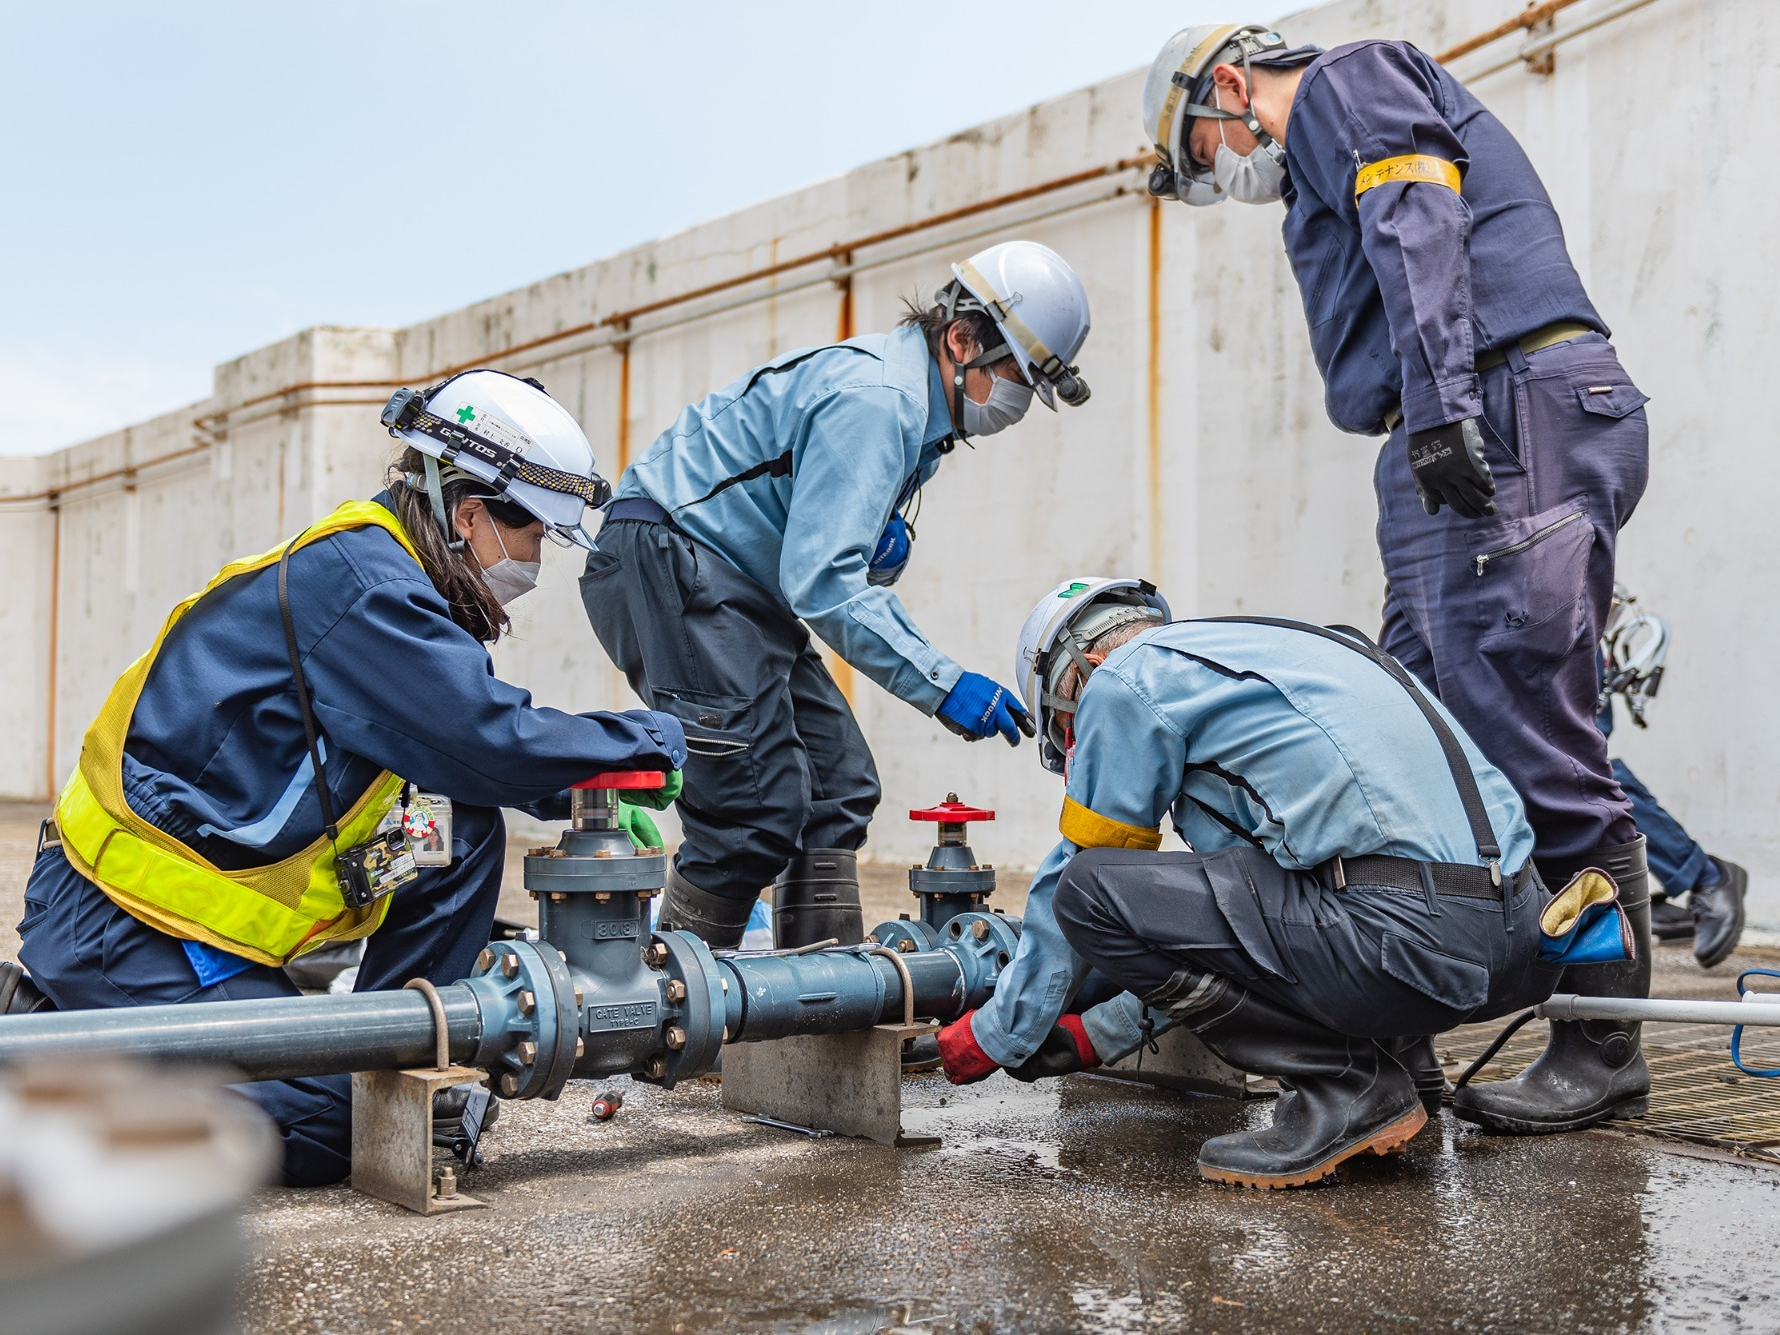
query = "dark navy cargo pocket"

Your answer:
(1572, 379), (1648, 420)
(650, 688), (762, 809)
(1471, 499), (1595, 665)
(1381, 933), (1491, 1011)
